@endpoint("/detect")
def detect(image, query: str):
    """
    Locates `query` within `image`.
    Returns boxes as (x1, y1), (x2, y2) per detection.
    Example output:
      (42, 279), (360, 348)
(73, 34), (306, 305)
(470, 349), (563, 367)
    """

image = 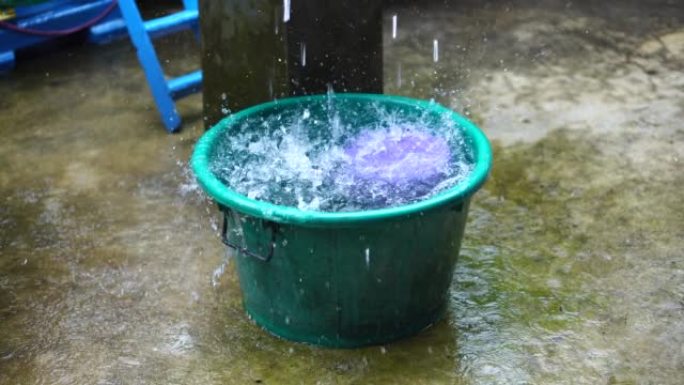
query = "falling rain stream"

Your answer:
(1, 0), (683, 384)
